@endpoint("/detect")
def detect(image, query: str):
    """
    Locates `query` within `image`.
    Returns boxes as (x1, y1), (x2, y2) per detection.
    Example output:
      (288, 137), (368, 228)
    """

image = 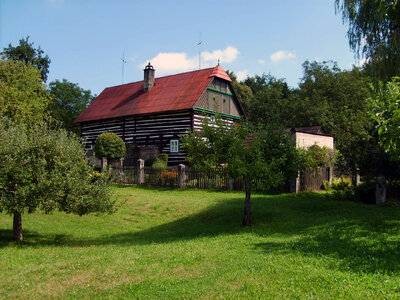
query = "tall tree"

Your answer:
(2, 37), (51, 82)
(0, 59), (50, 125)
(48, 79), (94, 134)
(335, 0), (400, 80)
(182, 118), (301, 226)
